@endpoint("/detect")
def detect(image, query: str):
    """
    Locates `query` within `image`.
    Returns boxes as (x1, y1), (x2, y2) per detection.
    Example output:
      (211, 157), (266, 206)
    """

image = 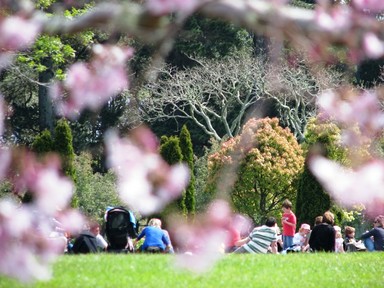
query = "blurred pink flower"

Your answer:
(309, 155), (384, 216)
(352, 0), (384, 12)
(171, 200), (251, 273)
(0, 16), (40, 52)
(317, 90), (384, 145)
(105, 128), (189, 216)
(363, 32), (384, 59)
(146, 0), (198, 16)
(14, 154), (74, 214)
(315, 5), (352, 32)
(51, 44), (133, 119)
(0, 199), (83, 282)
